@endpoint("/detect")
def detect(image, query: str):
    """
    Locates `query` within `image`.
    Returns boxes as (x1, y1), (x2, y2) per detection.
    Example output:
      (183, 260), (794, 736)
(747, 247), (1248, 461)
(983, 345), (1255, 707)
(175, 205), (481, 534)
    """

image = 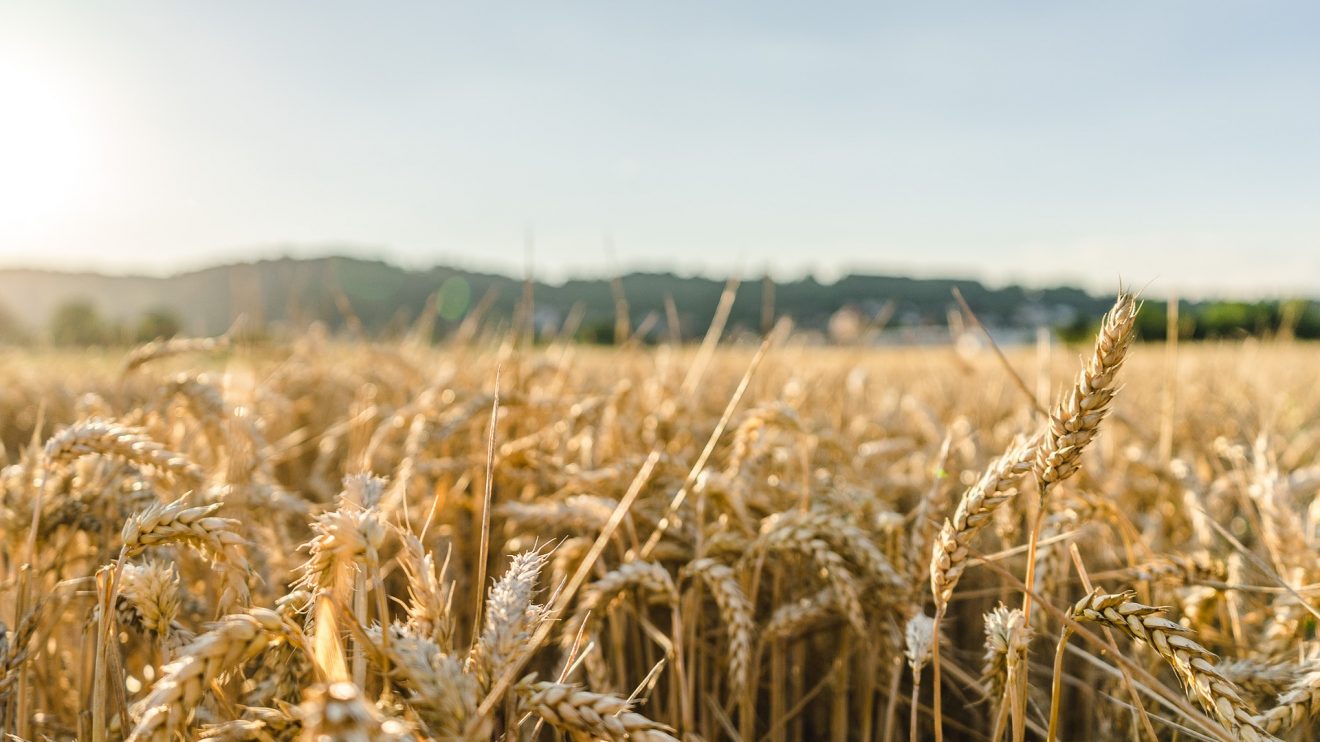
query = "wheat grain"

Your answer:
(682, 557), (754, 695)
